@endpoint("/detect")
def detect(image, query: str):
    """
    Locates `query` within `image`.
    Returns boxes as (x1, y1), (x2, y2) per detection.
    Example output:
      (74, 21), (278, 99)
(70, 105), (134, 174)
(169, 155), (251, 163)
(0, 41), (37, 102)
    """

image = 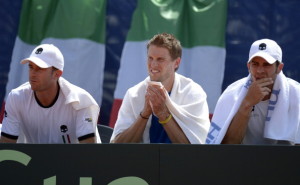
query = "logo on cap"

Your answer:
(35, 48), (43, 54)
(259, 43), (266, 50)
